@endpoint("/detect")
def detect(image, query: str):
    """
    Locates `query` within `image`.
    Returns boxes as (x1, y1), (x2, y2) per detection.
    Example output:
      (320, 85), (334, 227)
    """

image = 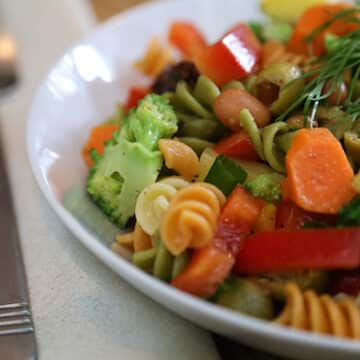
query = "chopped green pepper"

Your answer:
(205, 155), (247, 196)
